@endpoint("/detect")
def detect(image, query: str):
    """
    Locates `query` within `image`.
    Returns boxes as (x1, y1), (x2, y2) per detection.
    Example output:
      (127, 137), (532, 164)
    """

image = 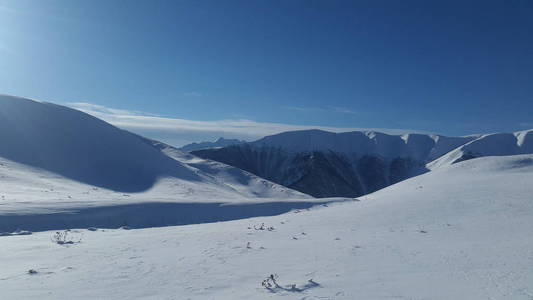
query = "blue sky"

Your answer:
(1, 0), (532, 145)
